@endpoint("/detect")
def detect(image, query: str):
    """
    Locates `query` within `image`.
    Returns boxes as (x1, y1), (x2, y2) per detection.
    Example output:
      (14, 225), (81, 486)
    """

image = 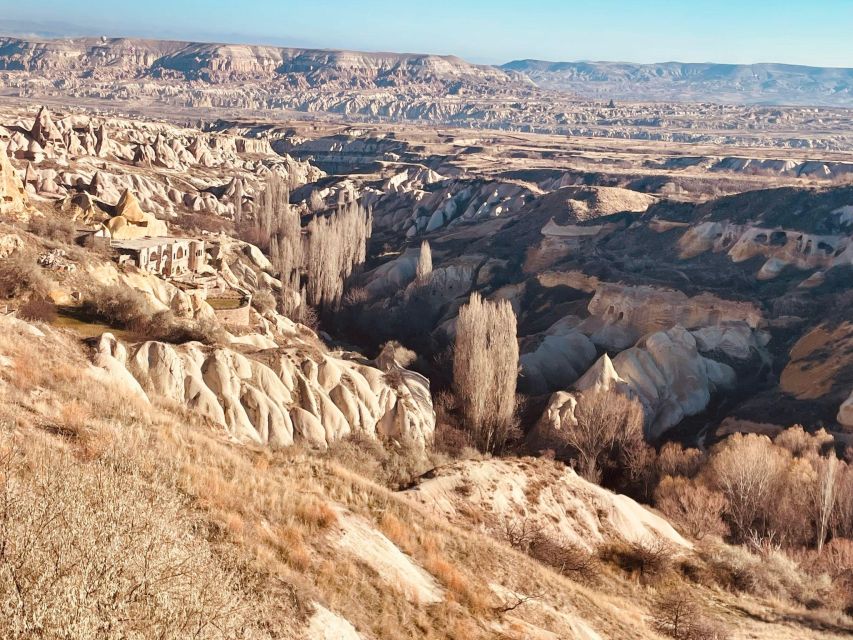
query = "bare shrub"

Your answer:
(83, 284), (152, 329)
(453, 292), (518, 454)
(28, 215), (77, 244)
(323, 433), (433, 489)
(652, 586), (730, 640)
(657, 442), (704, 479)
(378, 340), (418, 368)
(431, 391), (475, 456)
(528, 534), (600, 583)
(83, 285), (226, 345)
(0, 441), (256, 639)
(18, 295), (57, 323)
(774, 425), (833, 458)
(697, 541), (818, 605)
(0, 254), (50, 299)
(599, 538), (674, 583)
(707, 433), (787, 542)
(551, 390), (644, 483)
(167, 316), (229, 346)
(252, 289), (277, 314)
(655, 476), (728, 540)
(499, 516), (543, 552)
